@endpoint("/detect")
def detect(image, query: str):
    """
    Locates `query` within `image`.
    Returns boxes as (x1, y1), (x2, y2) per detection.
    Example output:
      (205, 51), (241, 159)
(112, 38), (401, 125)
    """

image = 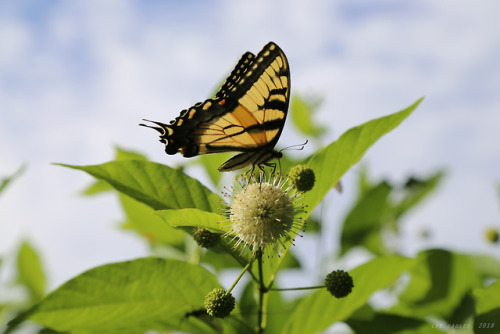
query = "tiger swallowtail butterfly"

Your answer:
(141, 42), (290, 172)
